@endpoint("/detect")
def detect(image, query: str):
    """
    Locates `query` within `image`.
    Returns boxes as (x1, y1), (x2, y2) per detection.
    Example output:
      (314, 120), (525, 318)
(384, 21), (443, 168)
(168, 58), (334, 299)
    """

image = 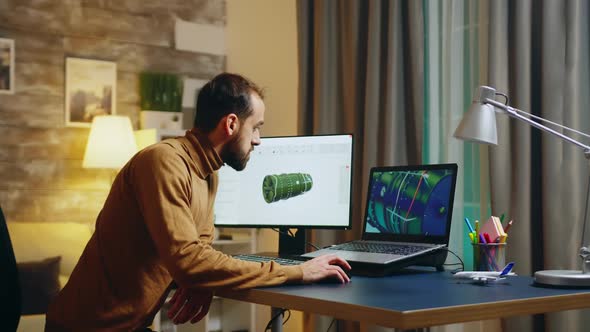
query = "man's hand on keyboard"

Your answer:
(300, 254), (351, 284)
(167, 287), (213, 324)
